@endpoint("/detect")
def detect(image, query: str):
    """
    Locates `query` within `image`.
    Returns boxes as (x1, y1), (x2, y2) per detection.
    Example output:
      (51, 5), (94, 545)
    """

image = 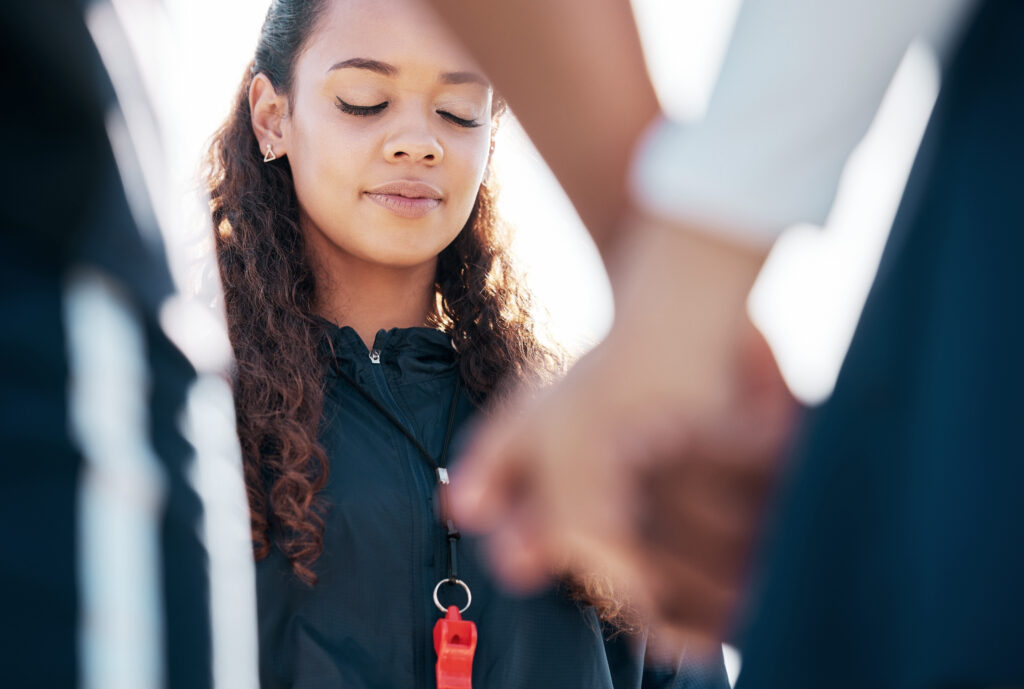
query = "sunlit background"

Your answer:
(116, 0), (942, 683)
